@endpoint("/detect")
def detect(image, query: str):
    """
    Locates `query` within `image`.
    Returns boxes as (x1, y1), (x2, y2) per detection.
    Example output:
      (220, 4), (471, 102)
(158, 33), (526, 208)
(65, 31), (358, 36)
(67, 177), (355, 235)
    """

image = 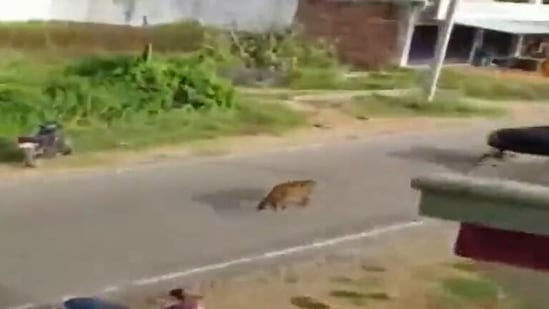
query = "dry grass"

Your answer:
(0, 20), (208, 57)
(117, 257), (526, 309)
(191, 259), (526, 309)
(439, 67), (549, 101)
